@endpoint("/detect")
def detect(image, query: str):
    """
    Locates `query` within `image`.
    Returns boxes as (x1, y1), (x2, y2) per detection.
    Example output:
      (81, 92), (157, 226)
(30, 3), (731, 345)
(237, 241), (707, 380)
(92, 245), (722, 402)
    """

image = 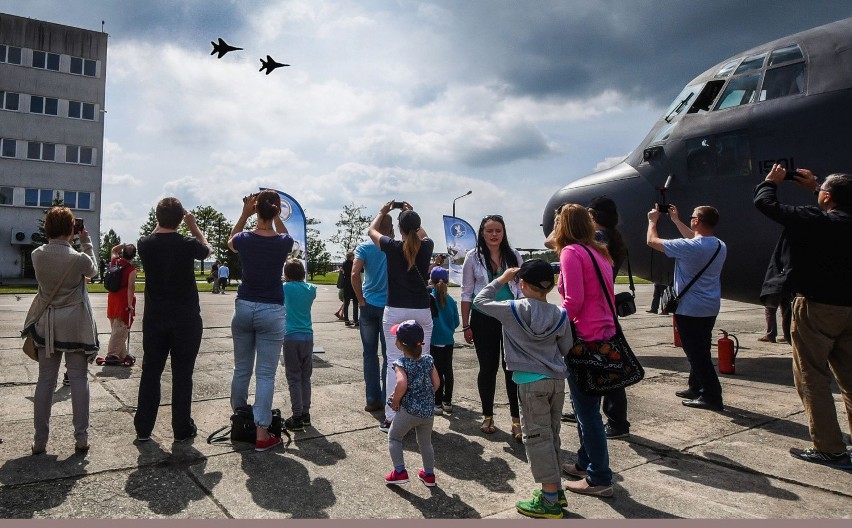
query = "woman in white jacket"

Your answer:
(460, 214), (524, 439)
